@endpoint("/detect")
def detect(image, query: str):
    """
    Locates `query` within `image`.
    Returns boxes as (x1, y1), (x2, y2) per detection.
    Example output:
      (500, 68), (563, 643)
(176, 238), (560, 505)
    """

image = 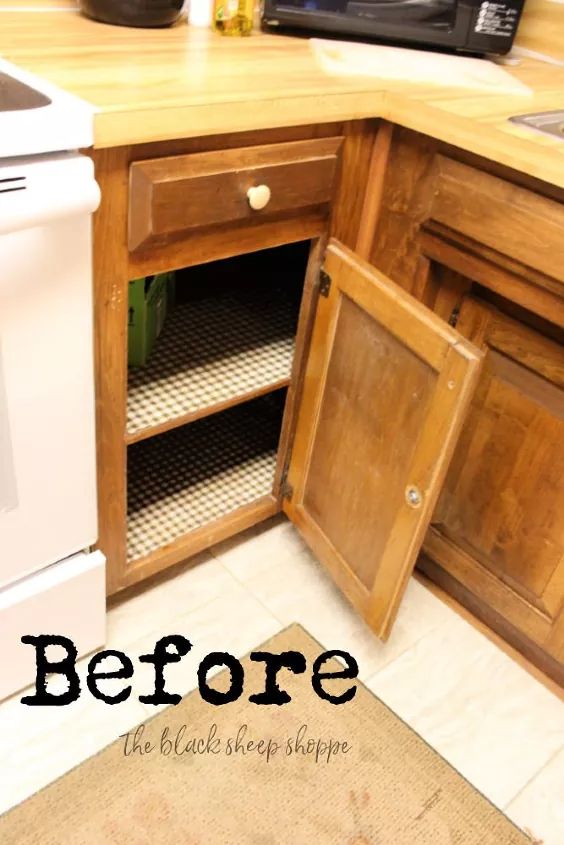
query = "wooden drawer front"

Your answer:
(429, 156), (564, 283)
(129, 137), (343, 251)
